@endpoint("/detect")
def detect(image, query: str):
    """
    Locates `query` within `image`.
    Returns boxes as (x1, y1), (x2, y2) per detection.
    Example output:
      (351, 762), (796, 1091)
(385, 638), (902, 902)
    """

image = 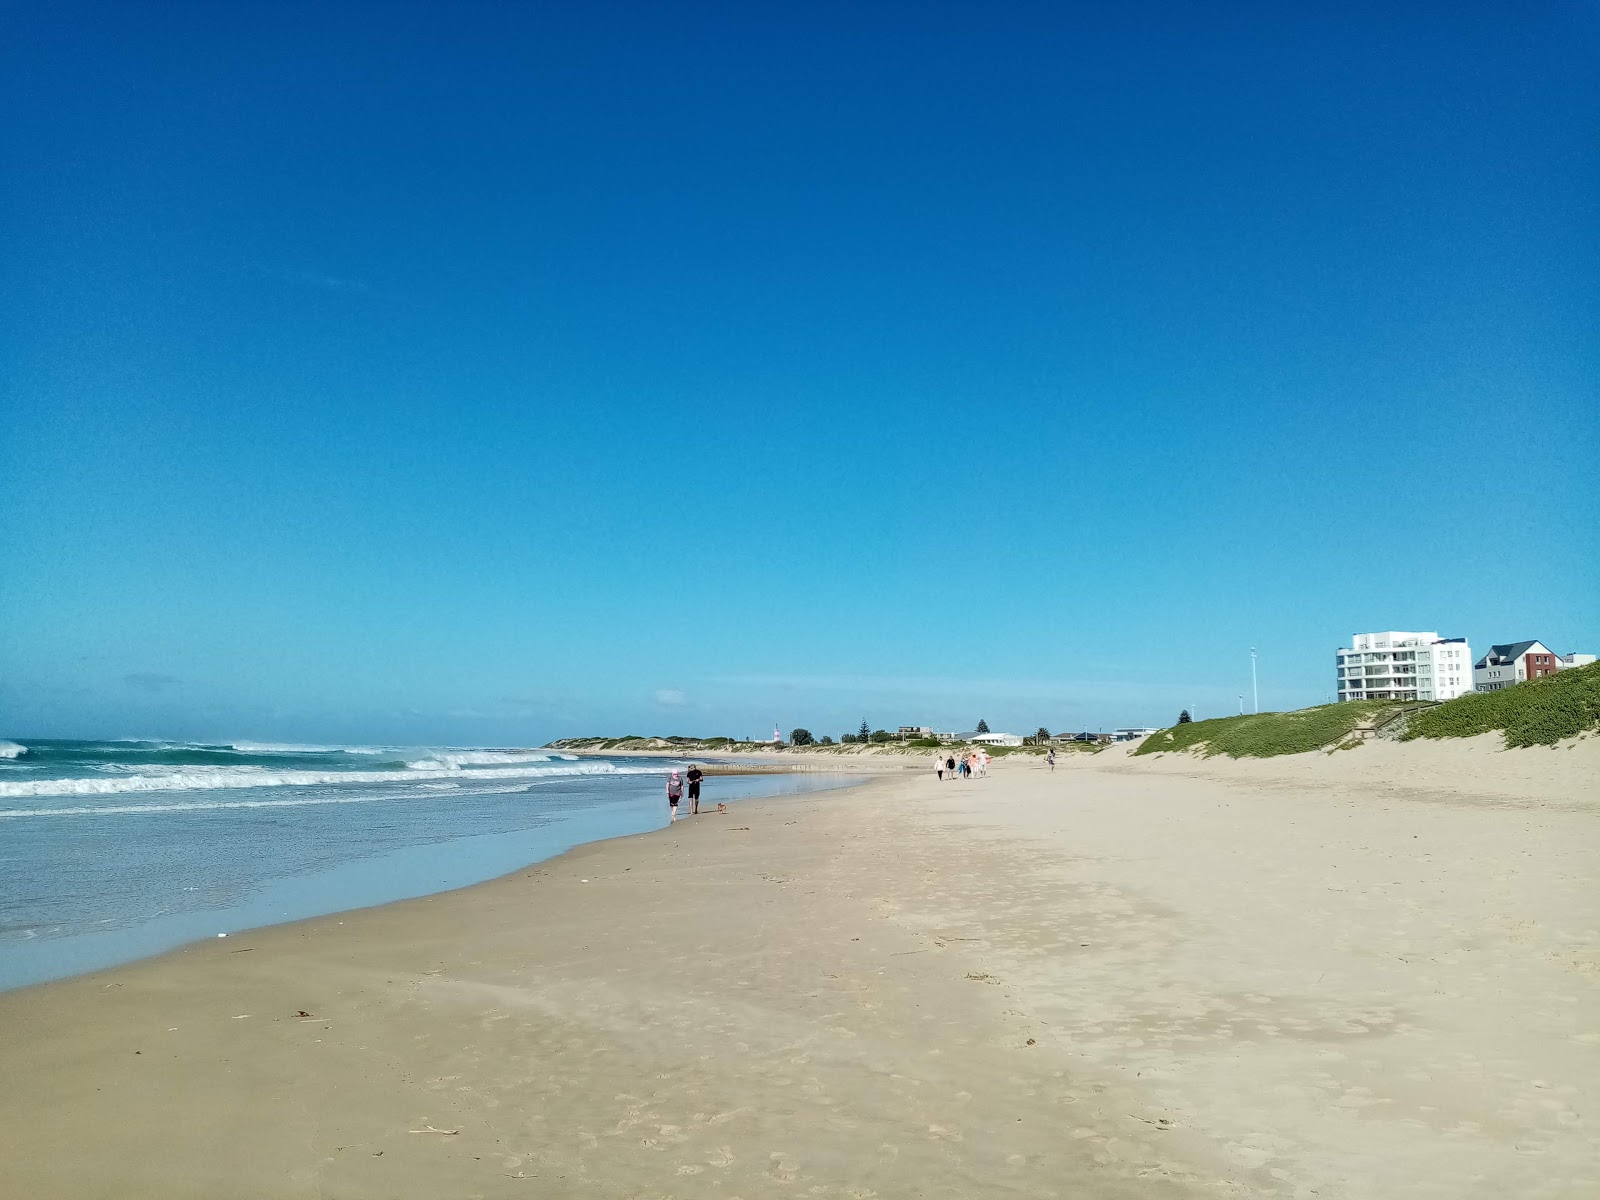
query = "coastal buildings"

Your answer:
(932, 729), (1021, 745)
(969, 732), (1024, 747)
(1335, 631), (1474, 703)
(1473, 641), (1559, 691)
(1474, 642), (1596, 691)
(897, 726), (932, 739)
